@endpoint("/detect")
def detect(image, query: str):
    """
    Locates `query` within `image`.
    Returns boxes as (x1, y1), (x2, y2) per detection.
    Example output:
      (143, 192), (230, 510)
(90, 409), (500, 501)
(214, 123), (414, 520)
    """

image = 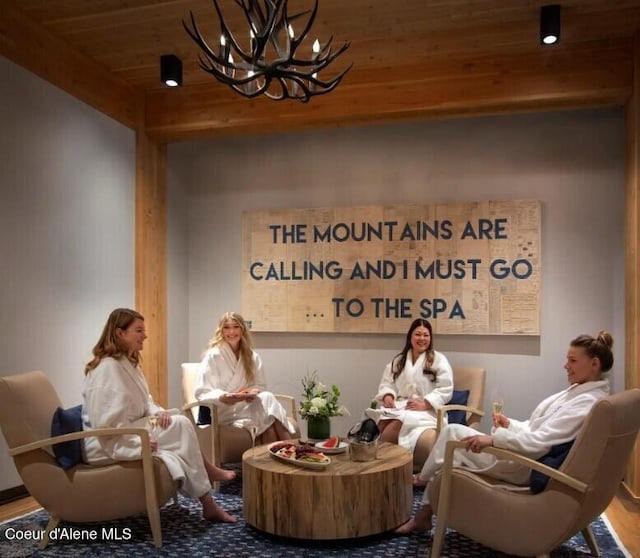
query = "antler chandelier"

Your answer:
(183, 0), (351, 102)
